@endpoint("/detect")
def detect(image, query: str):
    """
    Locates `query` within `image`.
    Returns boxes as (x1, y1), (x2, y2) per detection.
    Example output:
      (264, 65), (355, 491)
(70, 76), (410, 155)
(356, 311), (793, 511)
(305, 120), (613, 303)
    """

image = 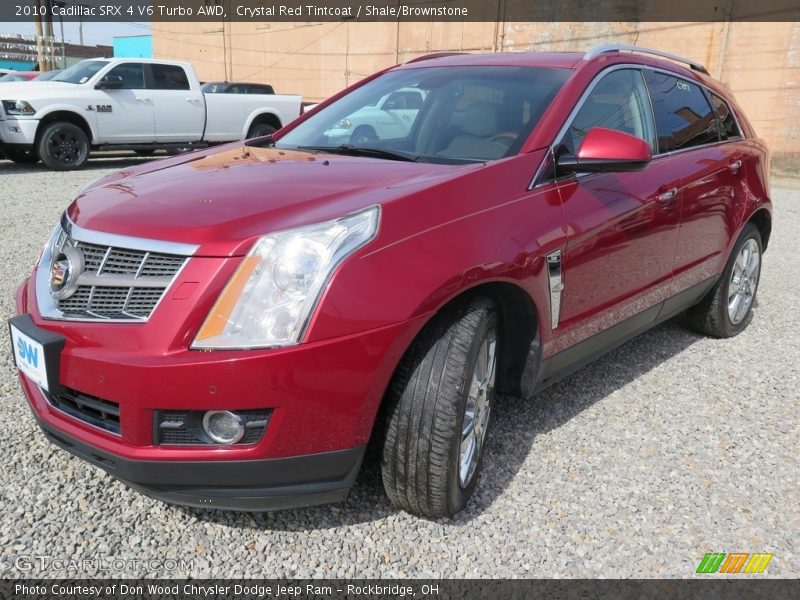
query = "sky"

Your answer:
(0, 21), (149, 46)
